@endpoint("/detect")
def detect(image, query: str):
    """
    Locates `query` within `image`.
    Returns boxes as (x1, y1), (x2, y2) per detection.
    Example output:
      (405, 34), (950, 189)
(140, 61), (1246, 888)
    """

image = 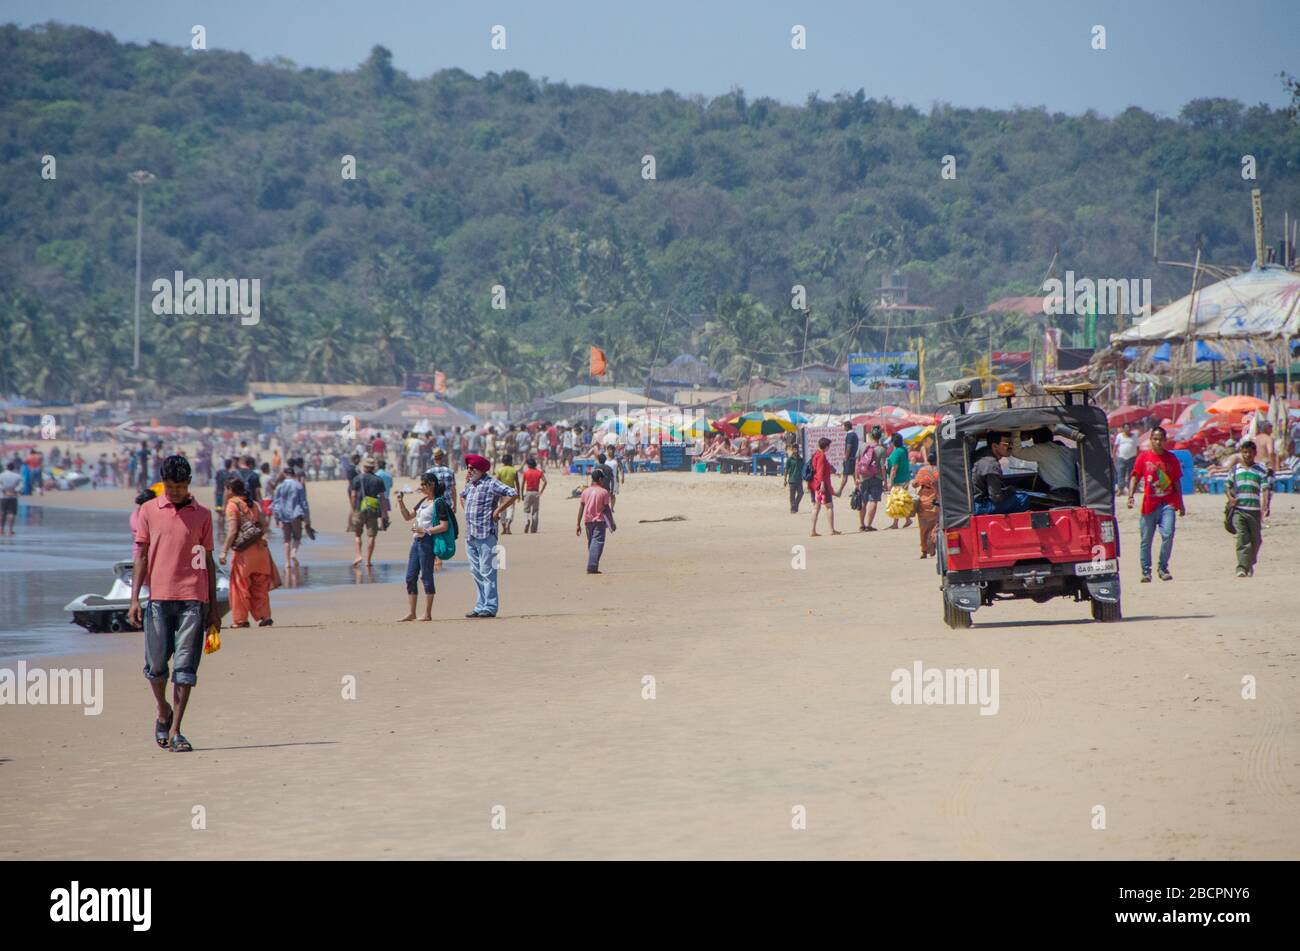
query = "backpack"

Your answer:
(859, 445), (882, 479)
(802, 455), (815, 483)
(432, 497), (458, 560)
